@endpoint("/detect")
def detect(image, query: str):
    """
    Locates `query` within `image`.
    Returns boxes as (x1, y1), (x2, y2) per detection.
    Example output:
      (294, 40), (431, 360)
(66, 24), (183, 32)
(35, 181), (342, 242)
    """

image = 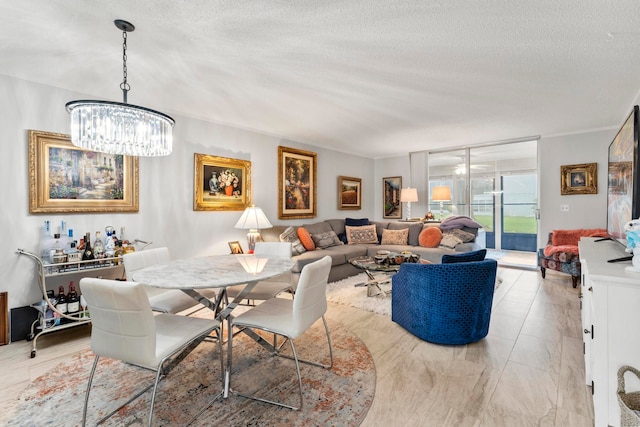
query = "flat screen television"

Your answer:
(606, 105), (640, 252)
